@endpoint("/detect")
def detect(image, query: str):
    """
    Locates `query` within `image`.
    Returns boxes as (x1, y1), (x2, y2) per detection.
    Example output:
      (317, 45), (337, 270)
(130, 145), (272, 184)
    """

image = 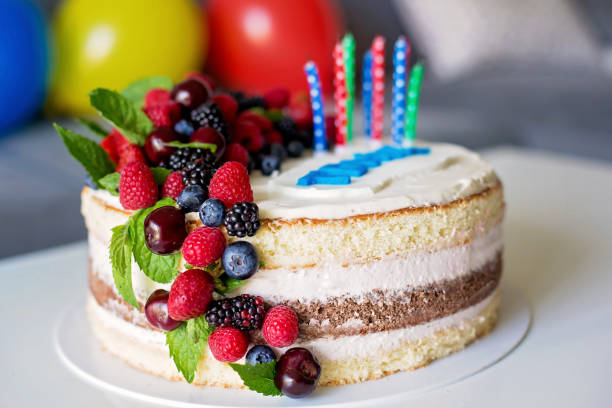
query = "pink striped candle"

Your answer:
(371, 36), (385, 142)
(333, 42), (347, 147)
